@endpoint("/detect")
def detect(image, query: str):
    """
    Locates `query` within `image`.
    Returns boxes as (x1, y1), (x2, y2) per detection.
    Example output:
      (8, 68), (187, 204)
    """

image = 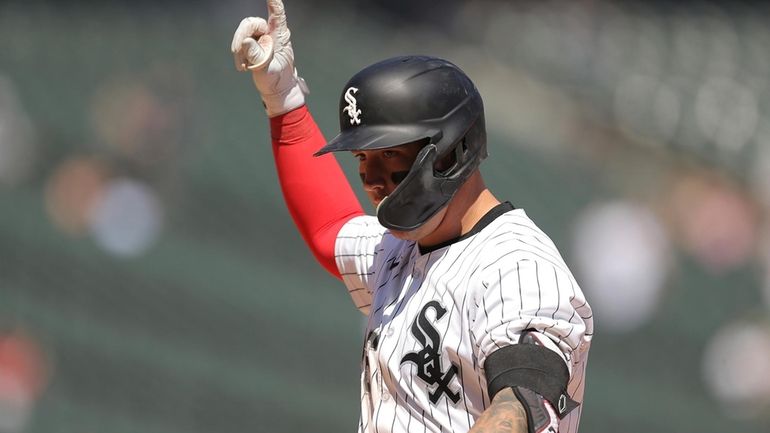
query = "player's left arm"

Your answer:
(471, 334), (567, 433)
(471, 256), (591, 433)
